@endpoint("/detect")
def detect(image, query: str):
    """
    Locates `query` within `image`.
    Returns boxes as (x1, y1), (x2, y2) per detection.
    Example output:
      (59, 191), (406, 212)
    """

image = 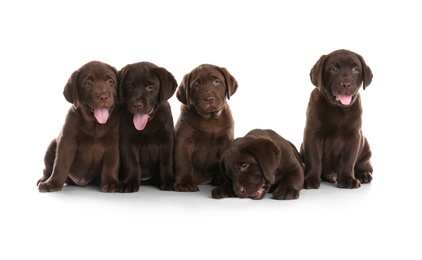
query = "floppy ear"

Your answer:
(218, 66), (238, 99)
(357, 54), (373, 90)
(63, 69), (80, 109)
(108, 65), (119, 98)
(153, 67), (178, 102)
(176, 73), (190, 107)
(220, 138), (241, 180)
(244, 137), (281, 184)
(117, 64), (131, 104)
(310, 54), (327, 87)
